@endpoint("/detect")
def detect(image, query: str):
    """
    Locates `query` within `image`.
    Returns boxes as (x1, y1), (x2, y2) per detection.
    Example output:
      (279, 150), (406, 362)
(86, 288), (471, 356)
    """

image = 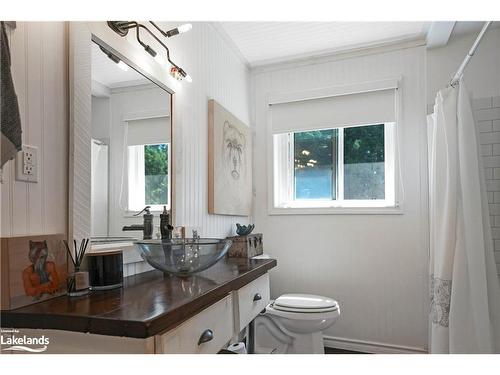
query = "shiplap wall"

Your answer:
(1, 22), (68, 237)
(251, 44), (429, 352)
(2, 21), (250, 243)
(156, 22), (252, 237)
(475, 96), (500, 277)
